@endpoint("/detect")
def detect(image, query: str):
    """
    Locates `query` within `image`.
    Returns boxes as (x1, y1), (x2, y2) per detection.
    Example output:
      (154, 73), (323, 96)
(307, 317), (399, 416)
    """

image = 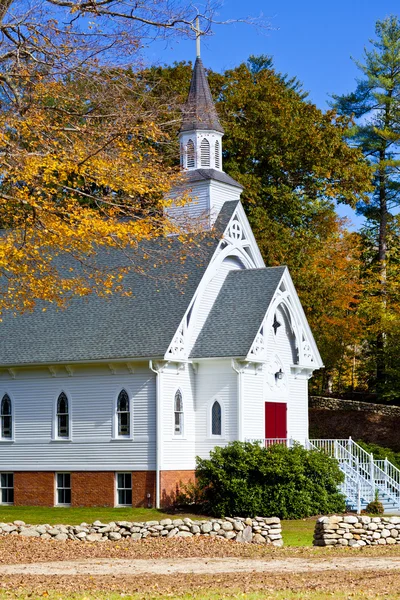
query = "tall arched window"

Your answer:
(200, 138), (210, 167)
(117, 389), (130, 437)
(174, 390), (183, 435)
(212, 400), (222, 436)
(57, 392), (69, 438)
(215, 140), (220, 169)
(1, 394), (12, 439)
(186, 139), (195, 168)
